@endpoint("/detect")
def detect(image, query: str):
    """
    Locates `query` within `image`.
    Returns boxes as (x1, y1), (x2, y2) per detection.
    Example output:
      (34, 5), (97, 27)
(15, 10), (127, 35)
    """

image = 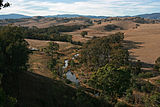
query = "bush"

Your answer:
(138, 72), (155, 78)
(81, 31), (88, 38)
(133, 80), (154, 93)
(0, 74), (17, 107)
(115, 101), (128, 107)
(154, 57), (160, 72)
(125, 88), (134, 104)
(104, 24), (123, 31)
(145, 92), (160, 107)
